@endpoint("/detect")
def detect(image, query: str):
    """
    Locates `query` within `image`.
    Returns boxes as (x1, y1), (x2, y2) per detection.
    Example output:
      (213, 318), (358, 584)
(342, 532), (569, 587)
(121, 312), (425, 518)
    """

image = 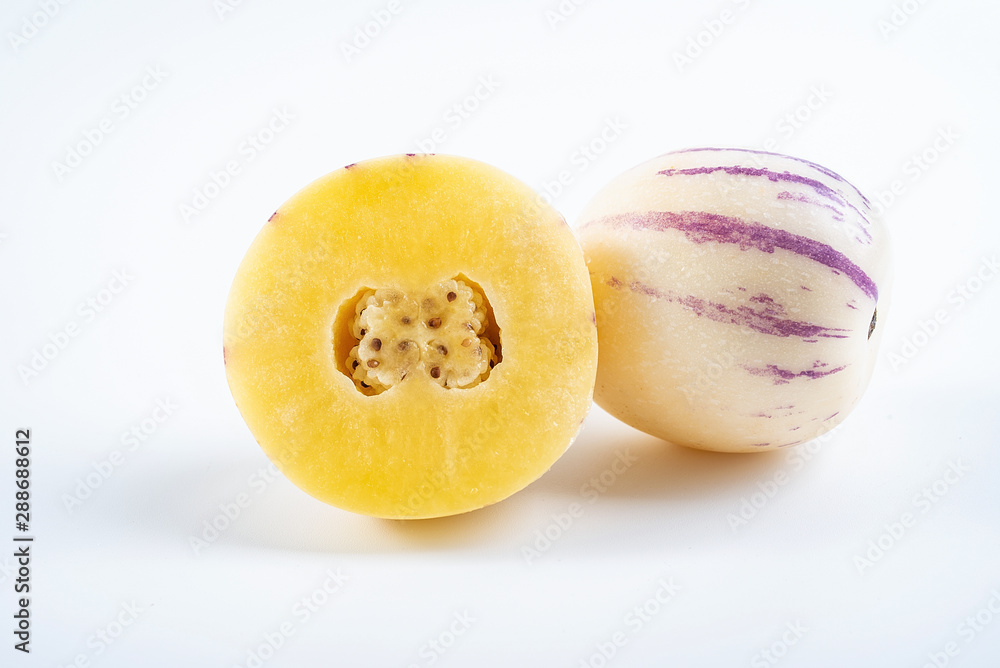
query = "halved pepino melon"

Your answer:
(224, 154), (597, 519)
